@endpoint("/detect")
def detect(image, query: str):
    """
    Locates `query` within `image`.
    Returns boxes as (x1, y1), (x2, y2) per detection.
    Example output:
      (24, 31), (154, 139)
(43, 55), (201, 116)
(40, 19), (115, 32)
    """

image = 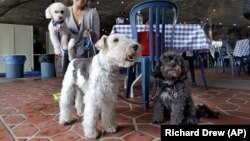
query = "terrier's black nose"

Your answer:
(132, 44), (138, 51)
